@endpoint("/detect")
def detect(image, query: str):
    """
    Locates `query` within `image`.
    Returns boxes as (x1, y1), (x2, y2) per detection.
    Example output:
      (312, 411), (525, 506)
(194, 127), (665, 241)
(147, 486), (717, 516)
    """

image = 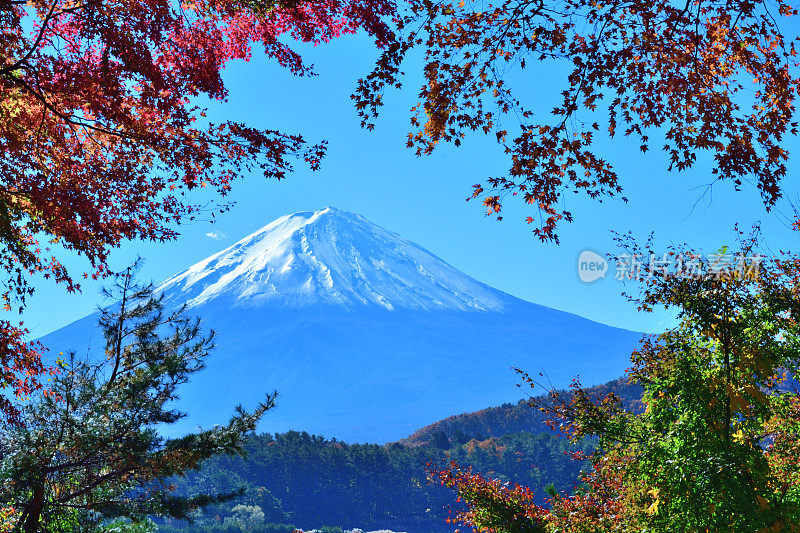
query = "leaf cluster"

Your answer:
(354, 0), (800, 242)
